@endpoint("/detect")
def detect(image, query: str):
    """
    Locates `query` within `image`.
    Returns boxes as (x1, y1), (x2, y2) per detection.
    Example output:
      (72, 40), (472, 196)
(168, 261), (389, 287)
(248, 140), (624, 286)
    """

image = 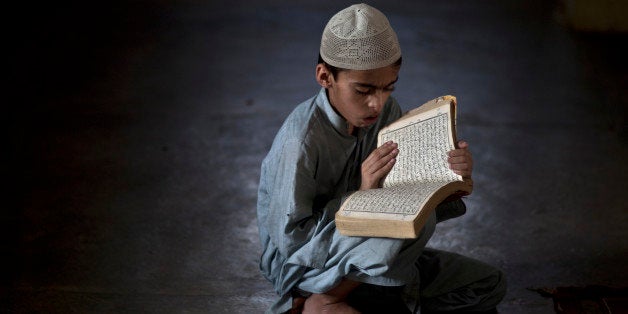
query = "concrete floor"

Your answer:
(3, 1), (627, 313)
